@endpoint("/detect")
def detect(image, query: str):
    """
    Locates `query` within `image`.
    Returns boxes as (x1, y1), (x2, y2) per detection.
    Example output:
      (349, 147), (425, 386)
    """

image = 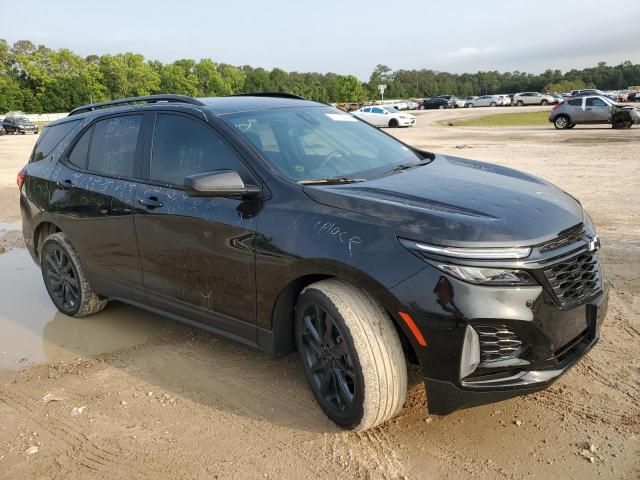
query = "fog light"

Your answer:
(460, 325), (480, 379)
